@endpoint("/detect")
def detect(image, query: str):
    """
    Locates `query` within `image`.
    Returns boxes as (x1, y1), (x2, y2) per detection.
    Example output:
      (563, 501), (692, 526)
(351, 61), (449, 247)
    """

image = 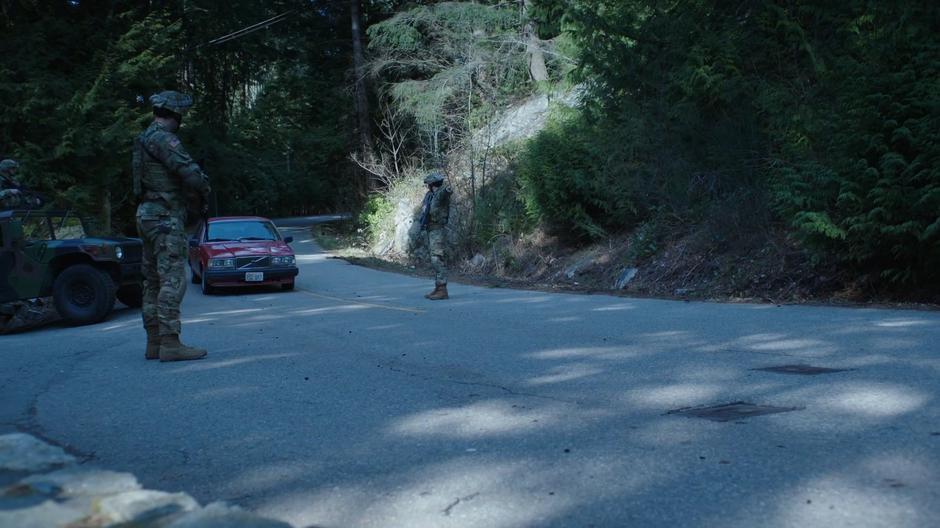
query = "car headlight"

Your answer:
(115, 246), (124, 260)
(272, 256), (295, 266)
(208, 258), (235, 268)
